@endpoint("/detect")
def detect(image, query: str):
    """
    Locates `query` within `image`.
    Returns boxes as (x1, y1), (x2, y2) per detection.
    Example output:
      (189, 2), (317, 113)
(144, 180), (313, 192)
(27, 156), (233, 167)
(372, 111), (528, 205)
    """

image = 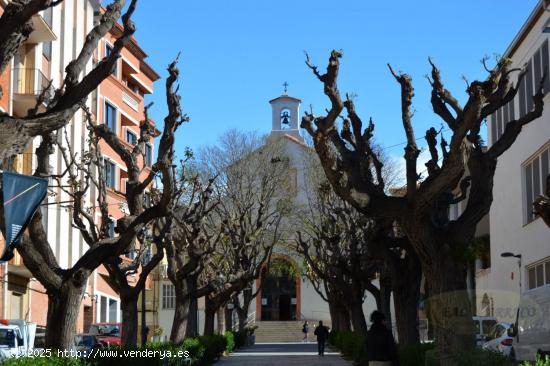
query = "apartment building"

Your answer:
(0, 0), (159, 336)
(477, 0), (550, 322)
